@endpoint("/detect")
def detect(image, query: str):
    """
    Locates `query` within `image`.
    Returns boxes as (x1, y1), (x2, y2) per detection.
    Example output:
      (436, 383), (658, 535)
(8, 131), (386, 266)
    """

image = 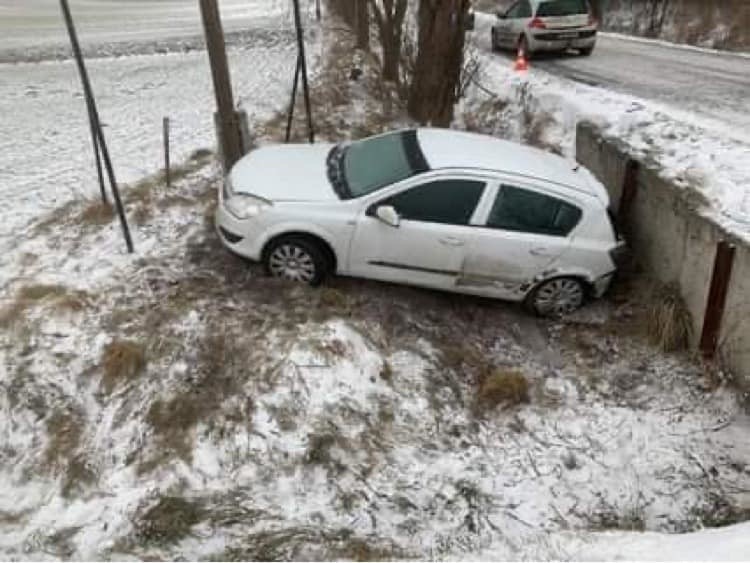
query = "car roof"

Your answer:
(416, 128), (606, 201)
